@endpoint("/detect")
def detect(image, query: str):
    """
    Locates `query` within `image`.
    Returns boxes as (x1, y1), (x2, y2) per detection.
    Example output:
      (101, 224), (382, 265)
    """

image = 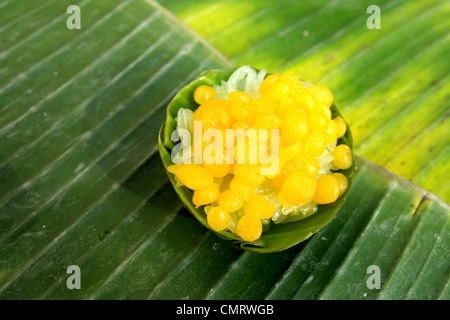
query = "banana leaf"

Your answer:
(0, 0), (448, 300)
